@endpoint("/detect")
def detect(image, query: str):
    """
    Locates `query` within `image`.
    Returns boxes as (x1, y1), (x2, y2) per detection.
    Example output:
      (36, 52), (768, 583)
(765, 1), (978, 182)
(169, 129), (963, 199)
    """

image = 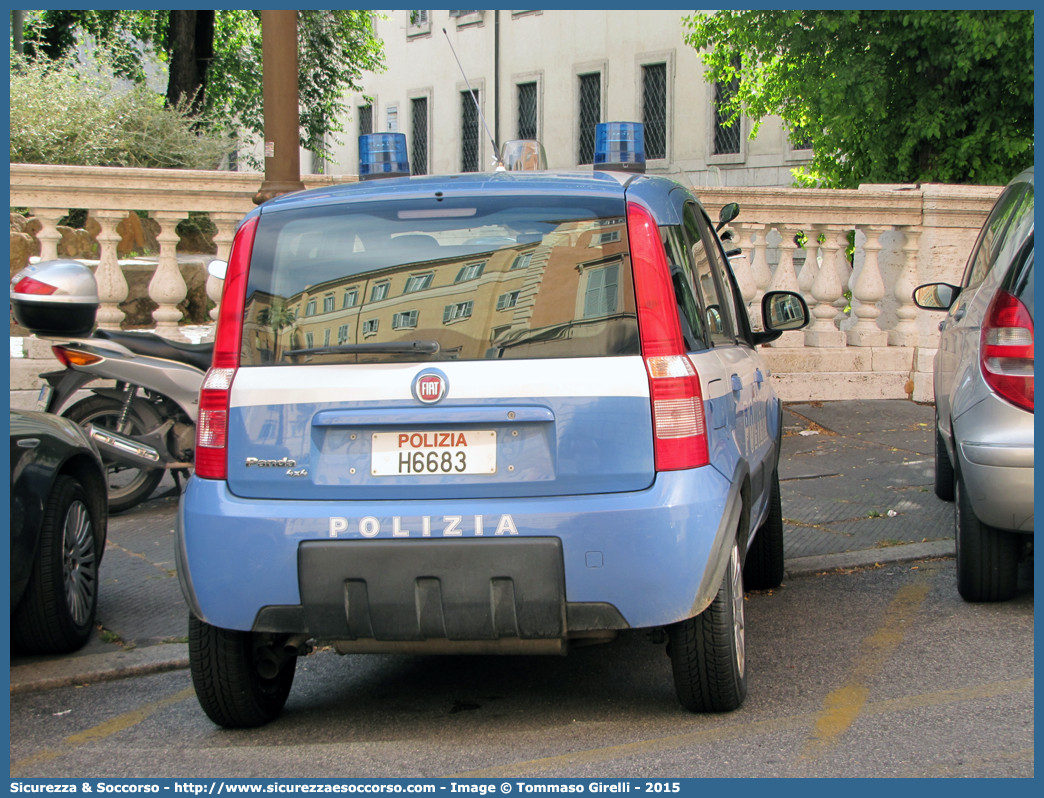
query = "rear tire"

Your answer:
(668, 541), (747, 712)
(955, 473), (1018, 602)
(744, 473), (785, 590)
(934, 417), (955, 502)
(12, 476), (99, 654)
(63, 395), (165, 514)
(189, 615), (297, 728)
